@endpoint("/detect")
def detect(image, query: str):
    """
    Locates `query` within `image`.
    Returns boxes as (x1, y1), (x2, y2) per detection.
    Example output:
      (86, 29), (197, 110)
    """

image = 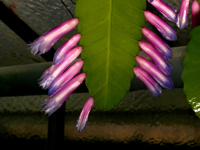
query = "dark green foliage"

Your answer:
(182, 26), (200, 117)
